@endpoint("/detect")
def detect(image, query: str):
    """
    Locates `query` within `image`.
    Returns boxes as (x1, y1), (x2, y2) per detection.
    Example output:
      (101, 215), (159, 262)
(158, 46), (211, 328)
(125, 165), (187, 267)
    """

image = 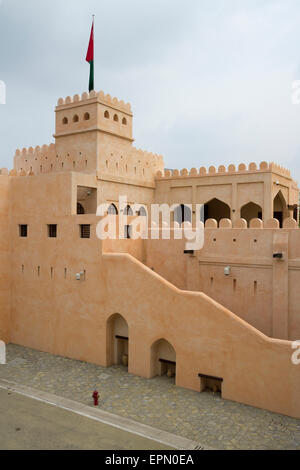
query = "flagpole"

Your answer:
(92, 14), (95, 91)
(86, 16), (95, 92)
